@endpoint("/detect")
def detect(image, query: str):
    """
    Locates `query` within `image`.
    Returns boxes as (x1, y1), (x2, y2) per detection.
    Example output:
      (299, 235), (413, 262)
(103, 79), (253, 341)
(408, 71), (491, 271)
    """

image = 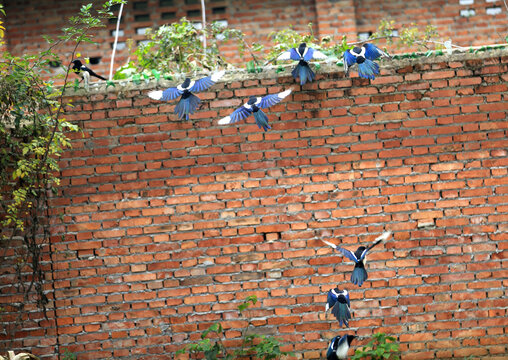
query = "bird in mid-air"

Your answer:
(148, 71), (225, 120)
(71, 59), (107, 81)
(321, 231), (392, 287)
(218, 89), (292, 131)
(277, 43), (328, 85)
(326, 288), (351, 327)
(343, 43), (391, 80)
(326, 334), (356, 360)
